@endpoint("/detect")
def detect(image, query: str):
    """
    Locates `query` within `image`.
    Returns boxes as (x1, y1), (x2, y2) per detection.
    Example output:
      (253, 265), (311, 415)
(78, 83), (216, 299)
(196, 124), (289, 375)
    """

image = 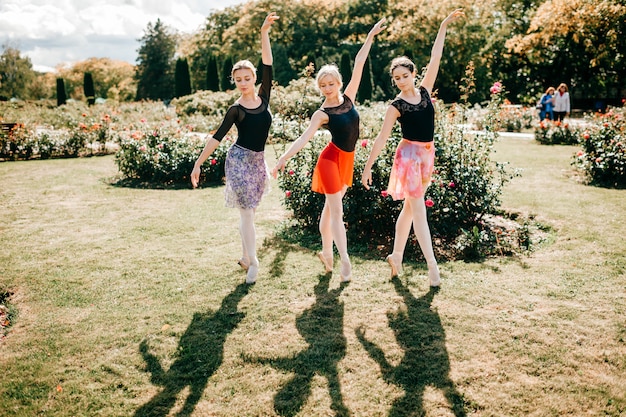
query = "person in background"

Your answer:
(191, 12), (279, 285)
(361, 9), (464, 288)
(272, 18), (388, 282)
(553, 83), (570, 122)
(539, 86), (555, 121)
